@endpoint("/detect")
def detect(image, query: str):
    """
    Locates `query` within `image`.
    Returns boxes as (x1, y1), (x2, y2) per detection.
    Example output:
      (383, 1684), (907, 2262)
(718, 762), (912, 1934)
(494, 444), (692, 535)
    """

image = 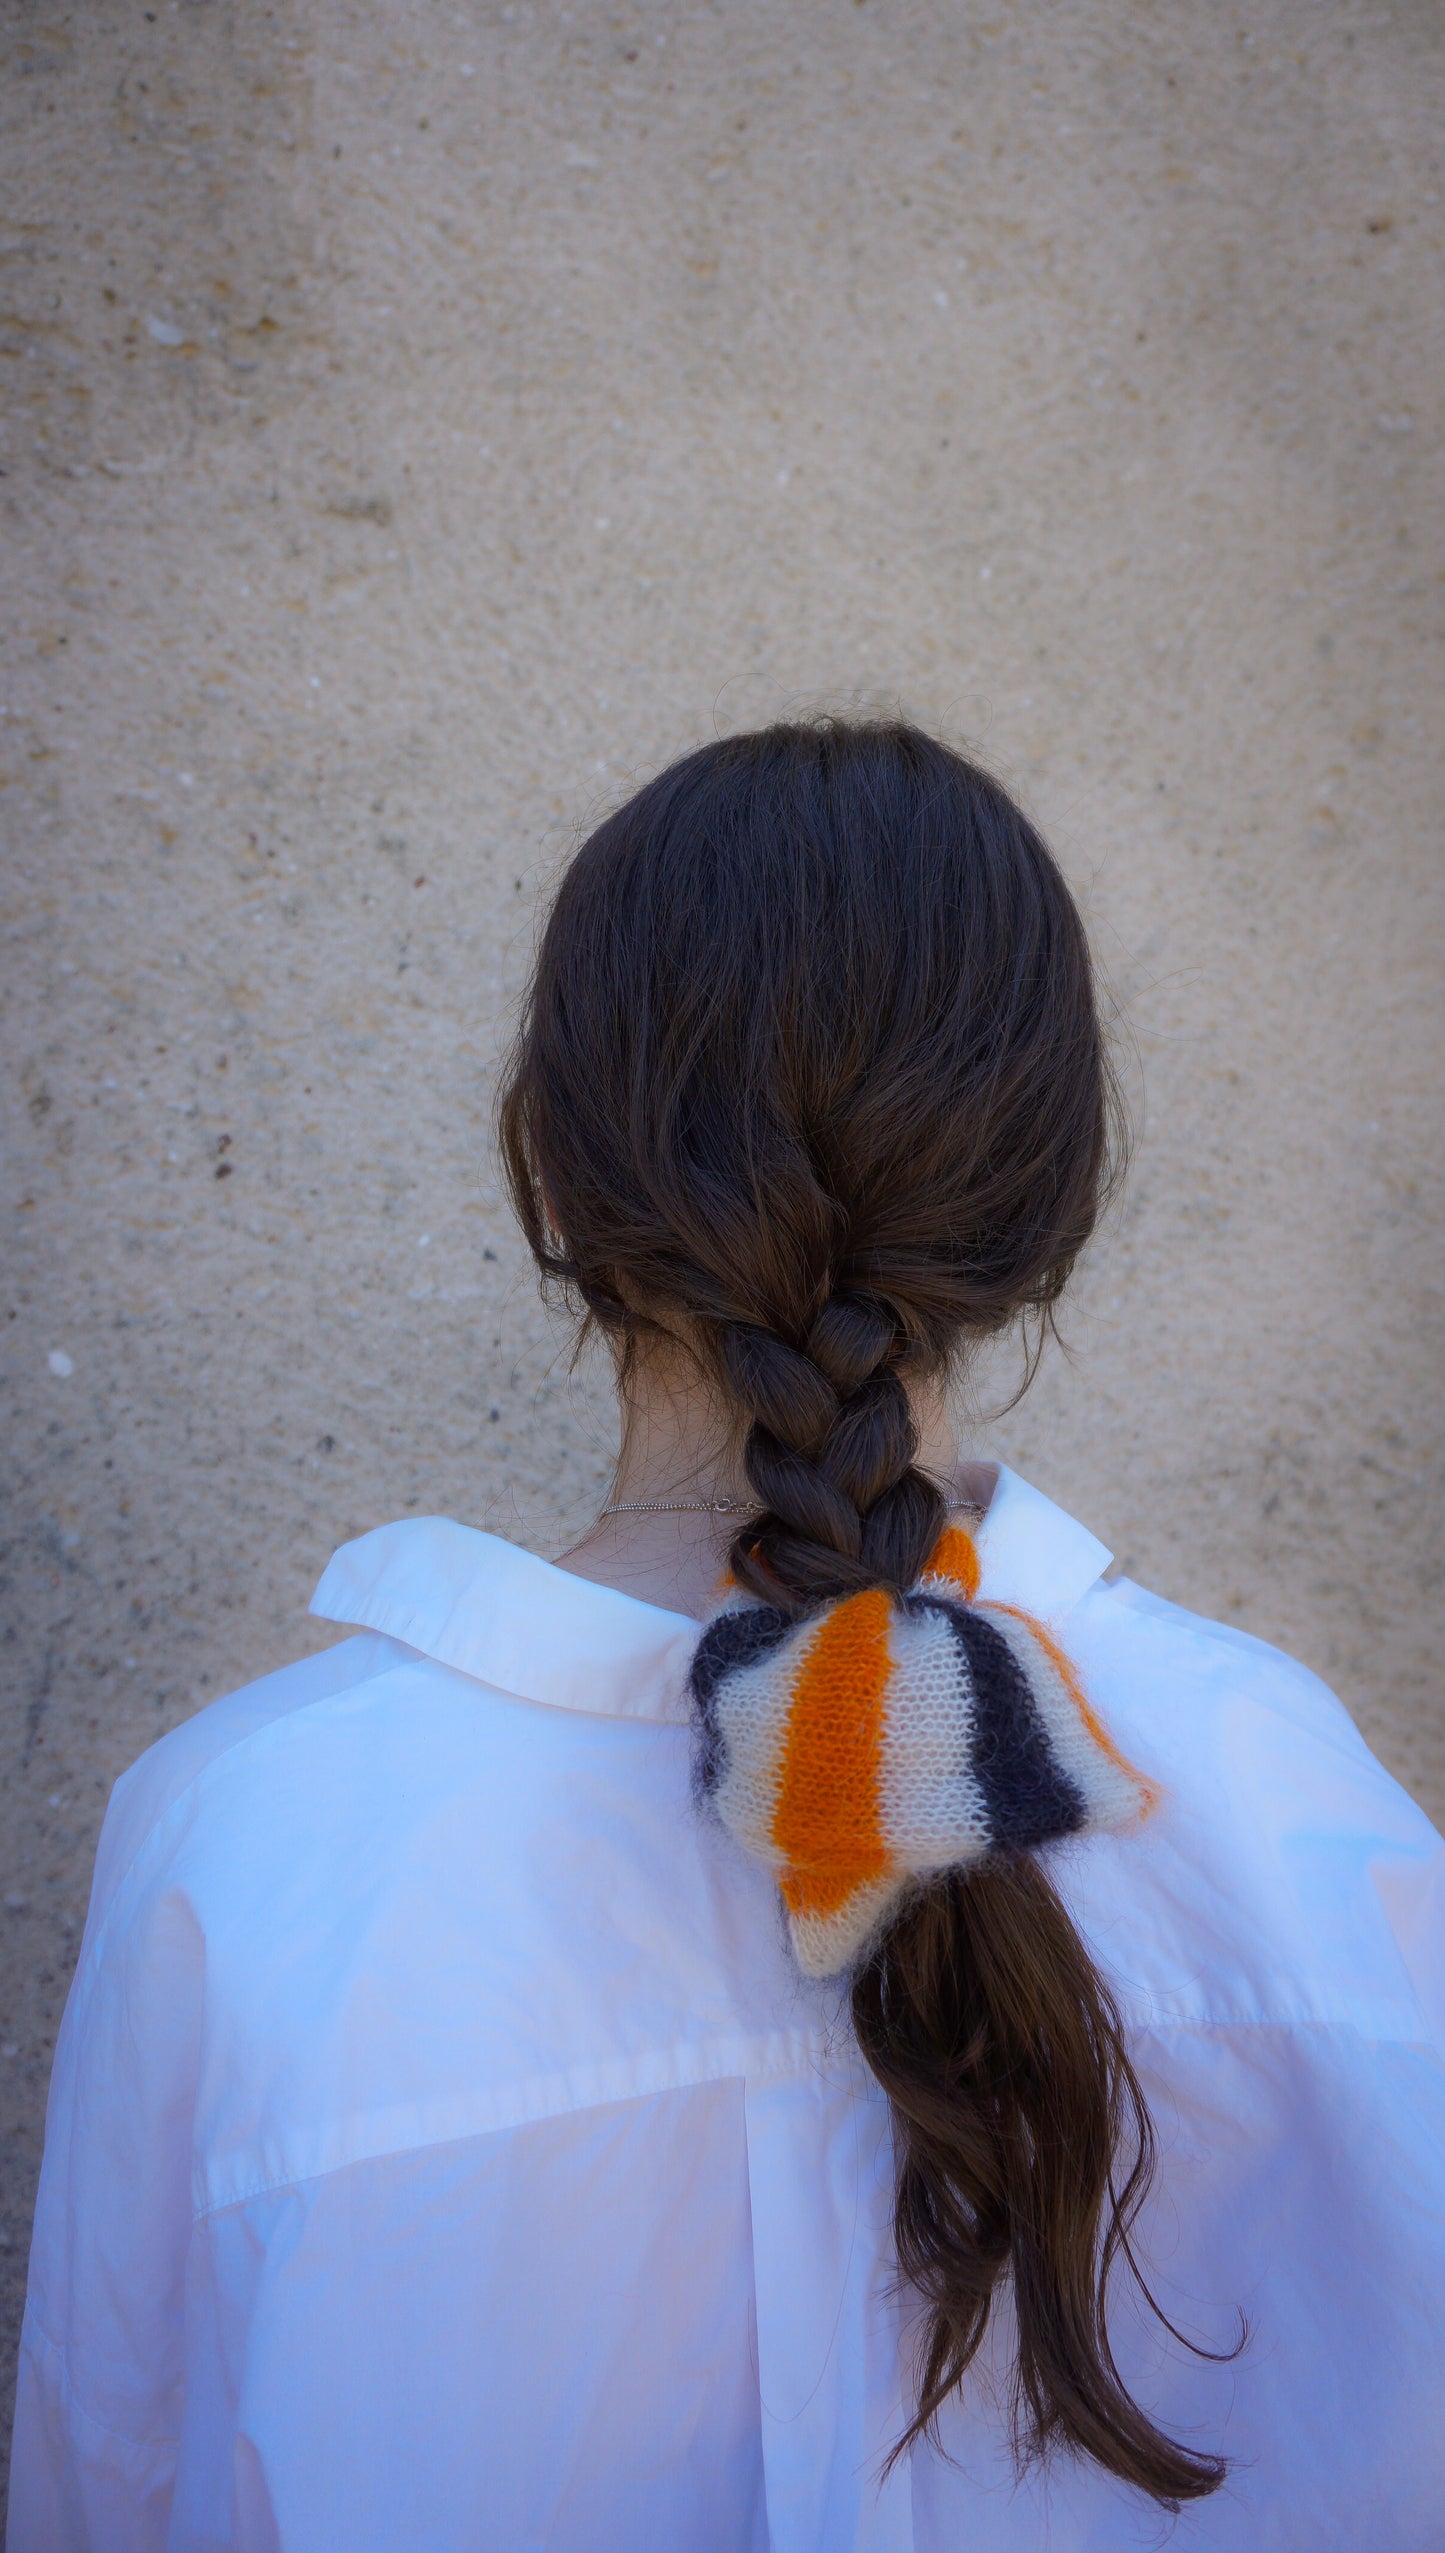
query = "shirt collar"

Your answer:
(310, 1463), (1112, 1727)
